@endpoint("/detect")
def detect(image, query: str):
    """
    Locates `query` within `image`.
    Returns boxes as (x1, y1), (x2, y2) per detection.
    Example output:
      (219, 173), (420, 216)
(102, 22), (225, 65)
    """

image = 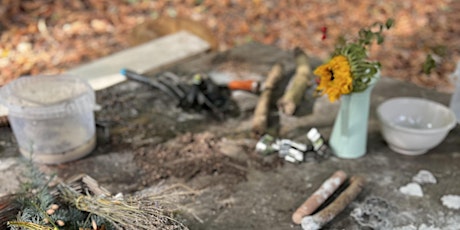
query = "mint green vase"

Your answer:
(329, 73), (380, 159)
